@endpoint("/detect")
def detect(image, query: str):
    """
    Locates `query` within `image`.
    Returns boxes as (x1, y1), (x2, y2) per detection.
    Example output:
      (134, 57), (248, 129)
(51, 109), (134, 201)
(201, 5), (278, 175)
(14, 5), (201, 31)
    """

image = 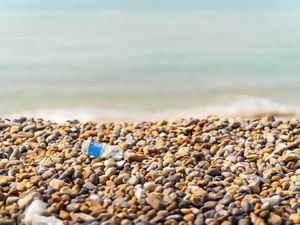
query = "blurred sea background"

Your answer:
(1, 0), (300, 122)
